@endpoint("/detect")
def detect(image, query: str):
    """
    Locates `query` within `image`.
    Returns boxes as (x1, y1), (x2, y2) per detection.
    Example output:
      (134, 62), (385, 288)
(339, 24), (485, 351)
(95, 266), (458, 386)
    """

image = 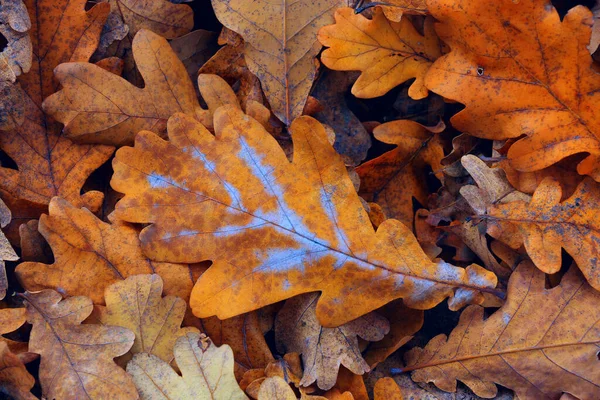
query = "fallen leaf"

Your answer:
(108, 0), (193, 39)
(403, 261), (600, 400)
(211, 0), (345, 124)
(325, 367), (368, 400)
(356, 119), (445, 227)
(0, 0), (31, 82)
(374, 377), (403, 400)
(19, 219), (52, 263)
(0, 341), (35, 400)
(200, 312), (275, 380)
(101, 274), (196, 364)
(243, 353), (304, 398)
(170, 29), (219, 84)
(258, 376), (328, 400)
(24, 289), (138, 400)
(126, 331), (247, 400)
(16, 197), (195, 304)
(93, 10), (129, 60)
(311, 69), (371, 166)
(374, 0), (428, 22)
(488, 177), (600, 291)
(275, 292), (389, 390)
(426, 0), (600, 180)
(0, 198), (18, 299)
(111, 108), (498, 327)
(318, 7), (441, 100)
(0, 0), (114, 209)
